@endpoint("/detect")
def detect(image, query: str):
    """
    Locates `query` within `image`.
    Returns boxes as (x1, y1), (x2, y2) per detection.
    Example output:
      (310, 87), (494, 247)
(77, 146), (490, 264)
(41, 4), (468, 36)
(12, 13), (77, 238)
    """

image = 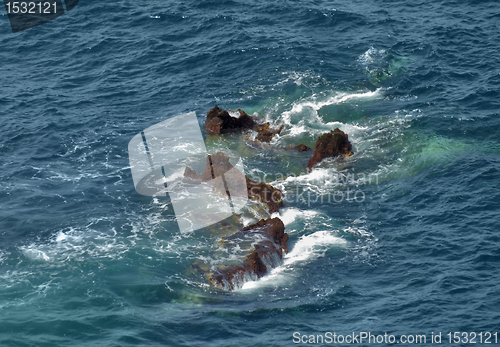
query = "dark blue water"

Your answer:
(1, 0), (500, 346)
